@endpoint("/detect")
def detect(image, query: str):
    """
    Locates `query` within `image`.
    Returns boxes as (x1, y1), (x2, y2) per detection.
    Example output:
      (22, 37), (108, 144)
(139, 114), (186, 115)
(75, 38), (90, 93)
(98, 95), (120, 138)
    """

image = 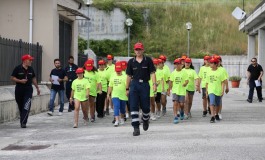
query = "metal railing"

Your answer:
(0, 37), (42, 86)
